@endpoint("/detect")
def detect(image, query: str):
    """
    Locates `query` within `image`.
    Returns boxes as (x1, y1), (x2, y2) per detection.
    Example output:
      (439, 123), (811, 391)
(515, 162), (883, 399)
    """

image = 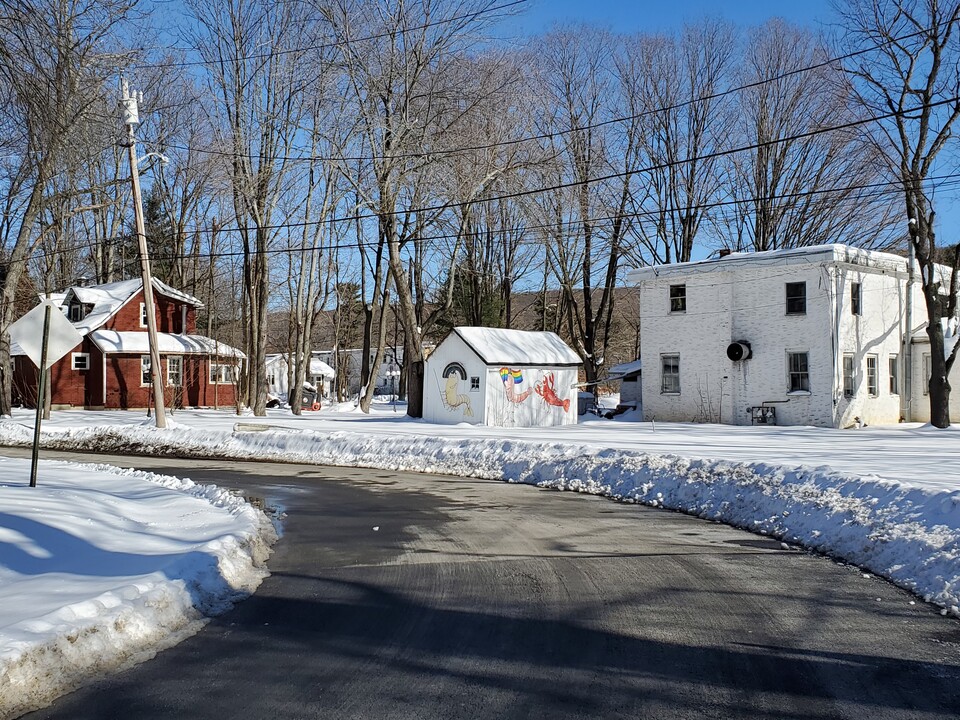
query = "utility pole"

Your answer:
(122, 77), (167, 428)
